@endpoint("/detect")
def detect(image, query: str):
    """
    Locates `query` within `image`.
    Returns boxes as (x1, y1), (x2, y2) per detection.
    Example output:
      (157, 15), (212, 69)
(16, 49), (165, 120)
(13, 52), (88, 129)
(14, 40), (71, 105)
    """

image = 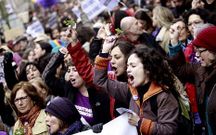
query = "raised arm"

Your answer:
(67, 41), (94, 86)
(93, 36), (130, 104)
(42, 52), (65, 96)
